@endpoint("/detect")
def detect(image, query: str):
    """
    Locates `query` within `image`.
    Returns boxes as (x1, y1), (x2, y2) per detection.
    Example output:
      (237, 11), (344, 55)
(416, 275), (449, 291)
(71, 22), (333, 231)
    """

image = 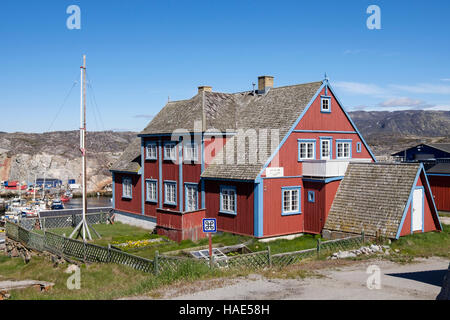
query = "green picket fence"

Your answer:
(5, 221), (366, 275)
